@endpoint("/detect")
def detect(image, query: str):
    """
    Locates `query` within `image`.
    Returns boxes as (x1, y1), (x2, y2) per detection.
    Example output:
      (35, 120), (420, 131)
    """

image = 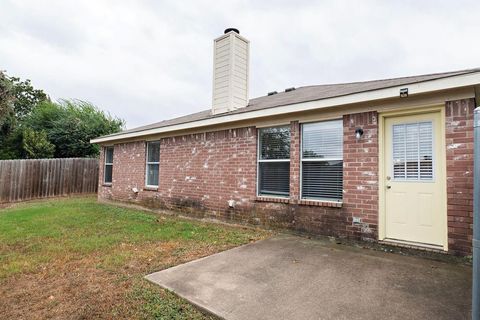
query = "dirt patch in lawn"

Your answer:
(0, 197), (270, 319)
(1, 259), (121, 319)
(0, 241), (249, 319)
